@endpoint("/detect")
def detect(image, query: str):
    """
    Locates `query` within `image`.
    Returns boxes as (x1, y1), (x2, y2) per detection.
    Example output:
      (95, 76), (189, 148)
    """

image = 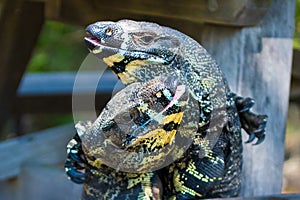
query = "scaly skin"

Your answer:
(67, 76), (190, 199)
(65, 20), (268, 199)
